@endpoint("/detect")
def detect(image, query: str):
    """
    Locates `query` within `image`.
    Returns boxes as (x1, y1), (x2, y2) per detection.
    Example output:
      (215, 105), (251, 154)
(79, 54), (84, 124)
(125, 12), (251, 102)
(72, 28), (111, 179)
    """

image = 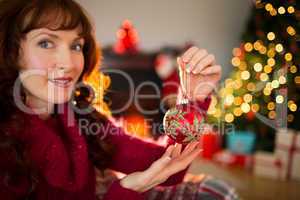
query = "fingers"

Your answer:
(192, 54), (216, 74)
(177, 57), (185, 72)
(171, 143), (182, 158)
(163, 143), (202, 177)
(200, 65), (222, 75)
(180, 46), (217, 75)
(186, 49), (208, 73)
(182, 47), (199, 63)
(181, 145), (202, 165)
(181, 141), (200, 157)
(144, 145), (174, 177)
(161, 144), (175, 160)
